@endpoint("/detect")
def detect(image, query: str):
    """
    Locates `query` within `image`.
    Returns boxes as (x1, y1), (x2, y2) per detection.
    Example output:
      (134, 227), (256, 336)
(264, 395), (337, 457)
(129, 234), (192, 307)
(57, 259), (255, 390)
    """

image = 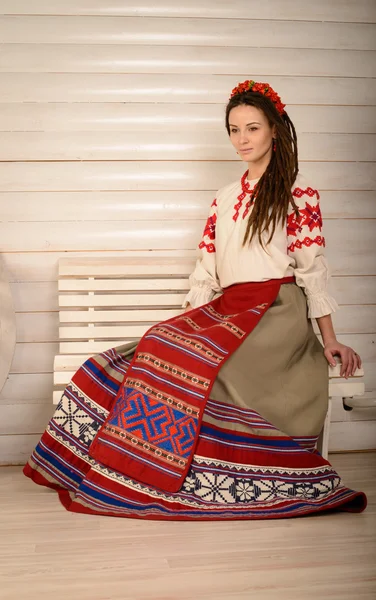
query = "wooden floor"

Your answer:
(0, 453), (375, 600)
